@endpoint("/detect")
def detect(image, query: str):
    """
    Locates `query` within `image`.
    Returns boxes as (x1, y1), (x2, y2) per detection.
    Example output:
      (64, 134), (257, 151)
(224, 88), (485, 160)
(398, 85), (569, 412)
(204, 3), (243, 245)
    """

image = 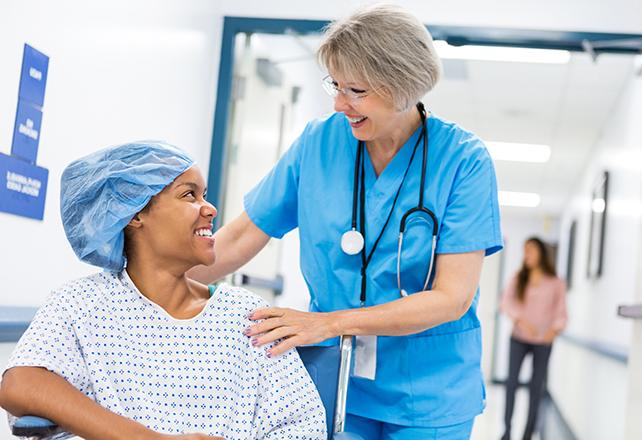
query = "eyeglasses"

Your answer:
(321, 75), (374, 101)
